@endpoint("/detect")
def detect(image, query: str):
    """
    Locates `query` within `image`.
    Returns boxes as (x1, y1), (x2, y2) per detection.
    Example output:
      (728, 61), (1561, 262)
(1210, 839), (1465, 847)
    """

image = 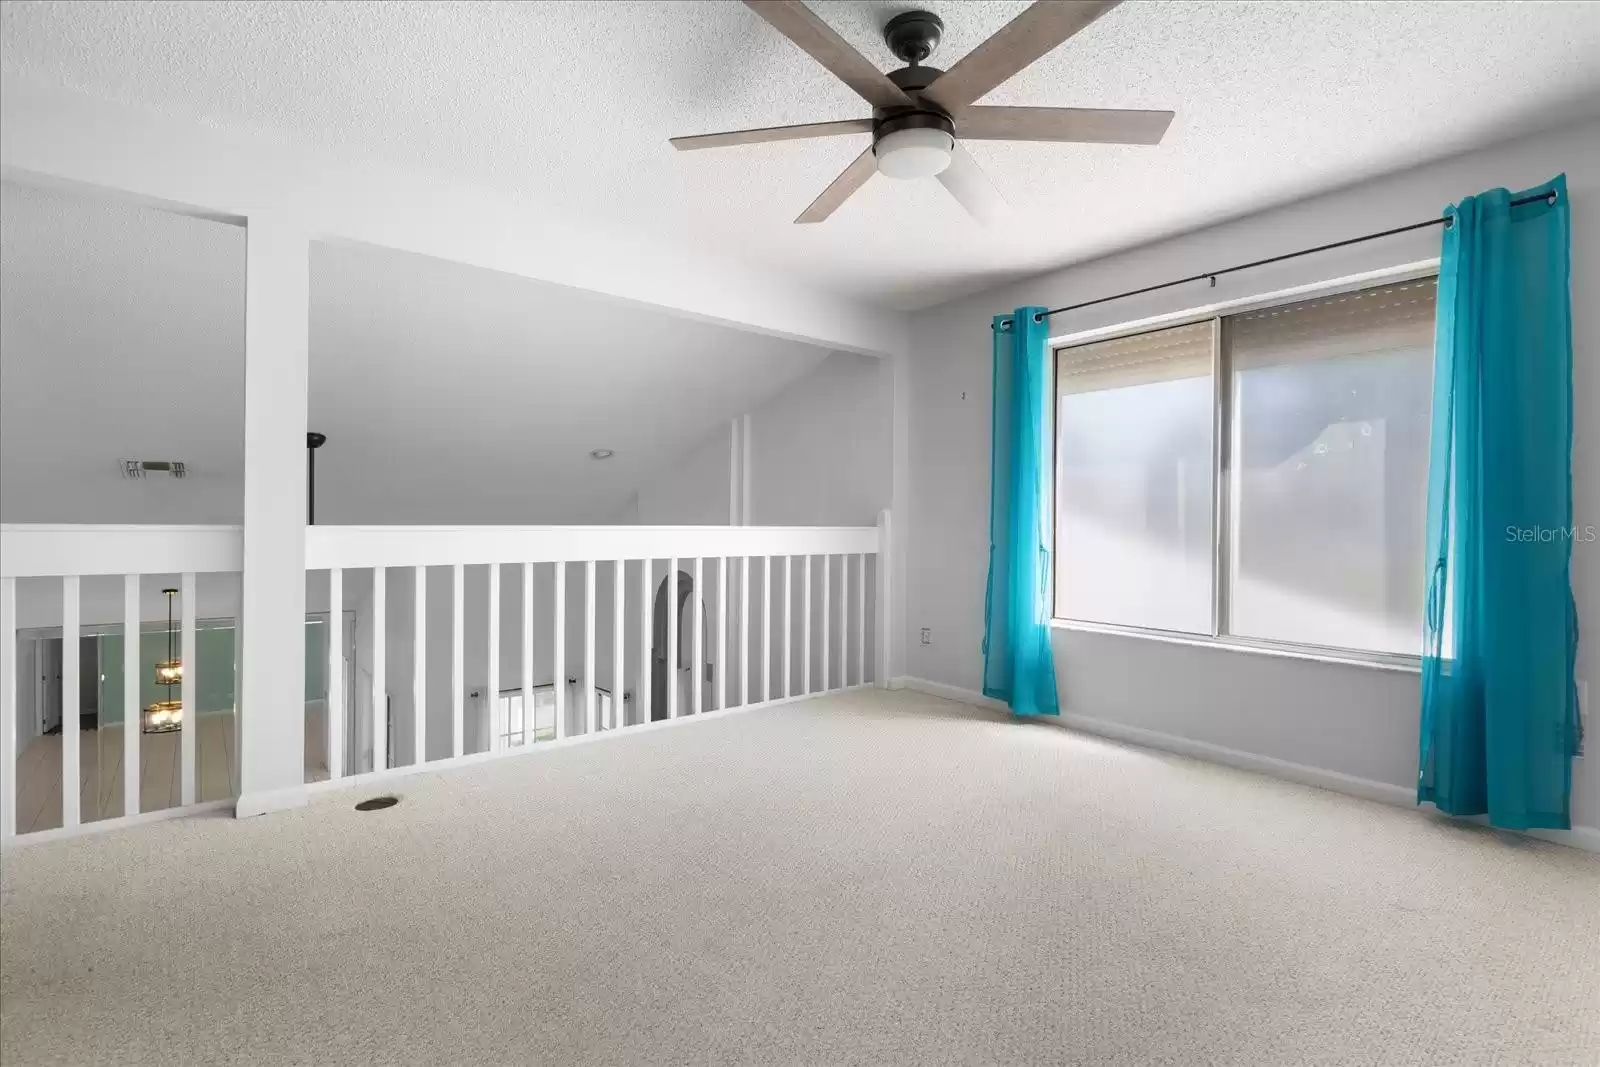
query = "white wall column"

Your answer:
(235, 217), (311, 818)
(740, 413), (754, 526)
(728, 419), (741, 527)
